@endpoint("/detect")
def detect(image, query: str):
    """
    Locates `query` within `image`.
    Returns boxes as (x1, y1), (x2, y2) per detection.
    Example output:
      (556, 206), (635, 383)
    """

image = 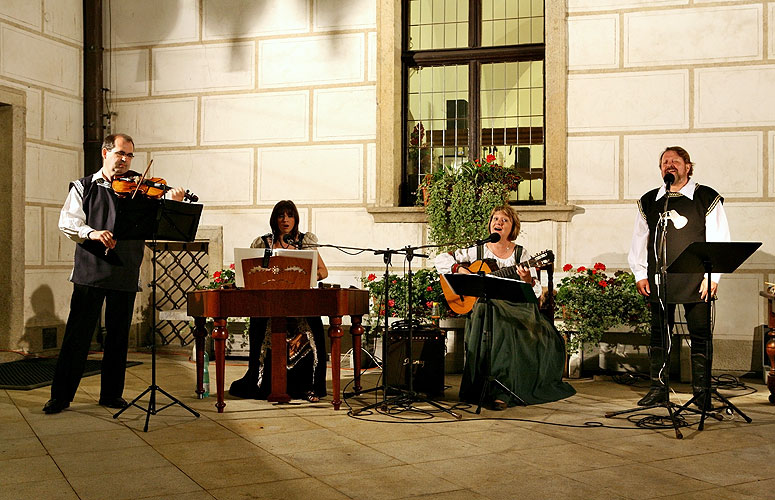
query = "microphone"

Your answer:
(663, 173), (675, 188)
(475, 233), (501, 245)
(283, 234), (302, 249)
